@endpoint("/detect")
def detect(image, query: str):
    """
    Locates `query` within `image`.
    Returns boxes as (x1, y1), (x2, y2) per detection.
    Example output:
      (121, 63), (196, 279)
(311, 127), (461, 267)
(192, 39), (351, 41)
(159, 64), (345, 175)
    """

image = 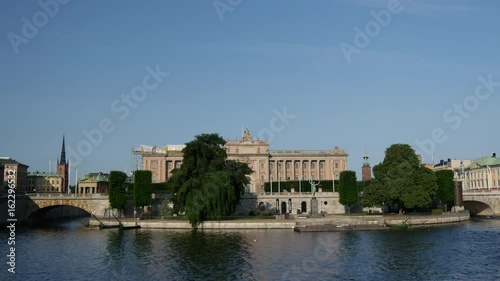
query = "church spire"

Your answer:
(60, 135), (67, 165)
